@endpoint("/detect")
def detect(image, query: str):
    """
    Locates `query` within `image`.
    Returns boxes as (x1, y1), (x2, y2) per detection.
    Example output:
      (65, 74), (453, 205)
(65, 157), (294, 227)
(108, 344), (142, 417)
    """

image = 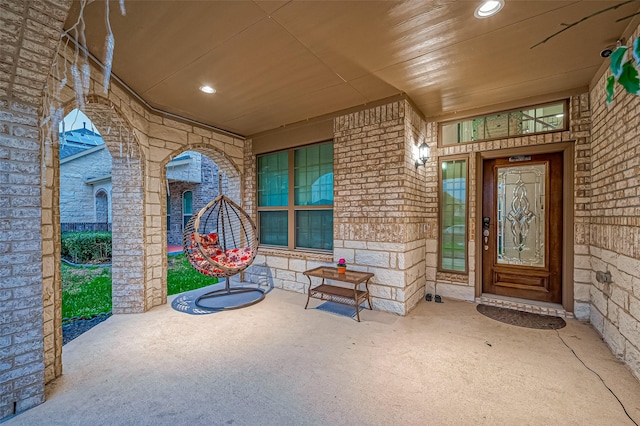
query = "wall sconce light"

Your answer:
(415, 142), (430, 168)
